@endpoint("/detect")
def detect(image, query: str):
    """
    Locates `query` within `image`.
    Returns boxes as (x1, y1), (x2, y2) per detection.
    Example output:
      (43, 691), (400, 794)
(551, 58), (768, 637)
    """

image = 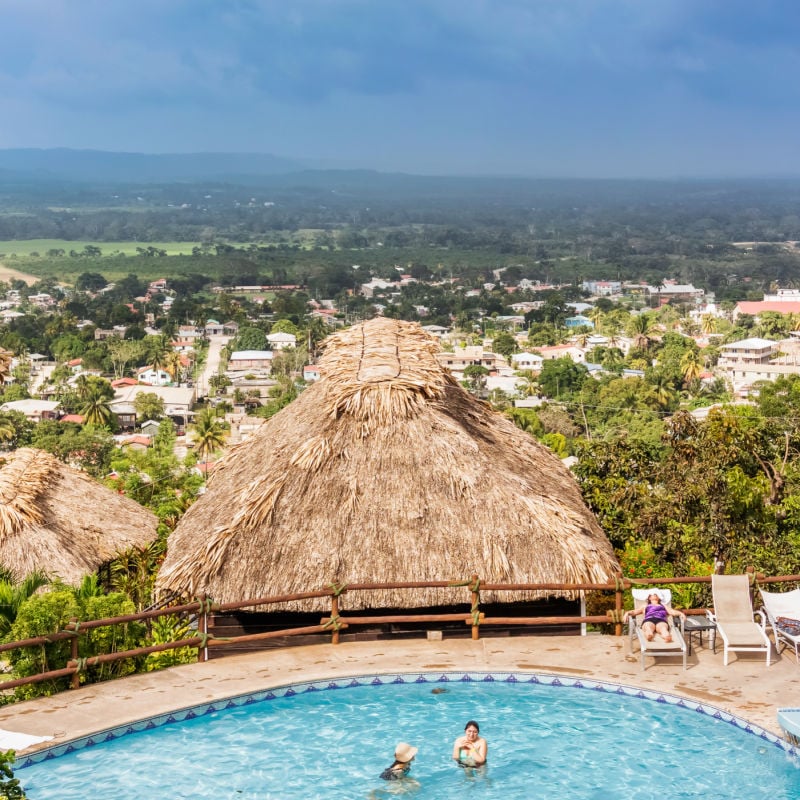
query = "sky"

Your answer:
(1, 0), (799, 177)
